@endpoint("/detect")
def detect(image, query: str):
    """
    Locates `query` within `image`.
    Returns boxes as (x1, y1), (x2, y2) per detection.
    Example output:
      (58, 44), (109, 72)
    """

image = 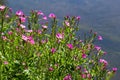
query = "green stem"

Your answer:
(1, 15), (5, 55)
